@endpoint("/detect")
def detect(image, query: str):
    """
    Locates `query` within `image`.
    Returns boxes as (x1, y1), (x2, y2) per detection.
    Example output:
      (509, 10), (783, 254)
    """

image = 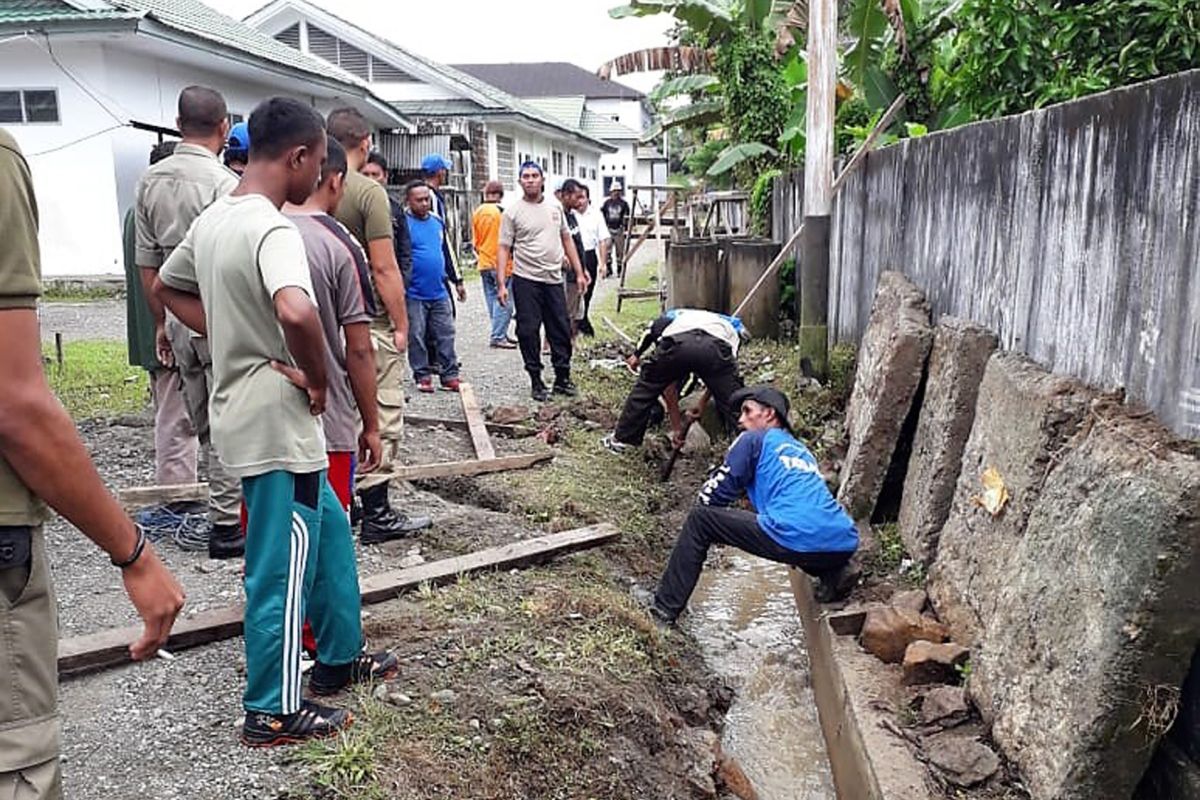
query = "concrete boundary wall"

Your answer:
(773, 70), (1200, 439)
